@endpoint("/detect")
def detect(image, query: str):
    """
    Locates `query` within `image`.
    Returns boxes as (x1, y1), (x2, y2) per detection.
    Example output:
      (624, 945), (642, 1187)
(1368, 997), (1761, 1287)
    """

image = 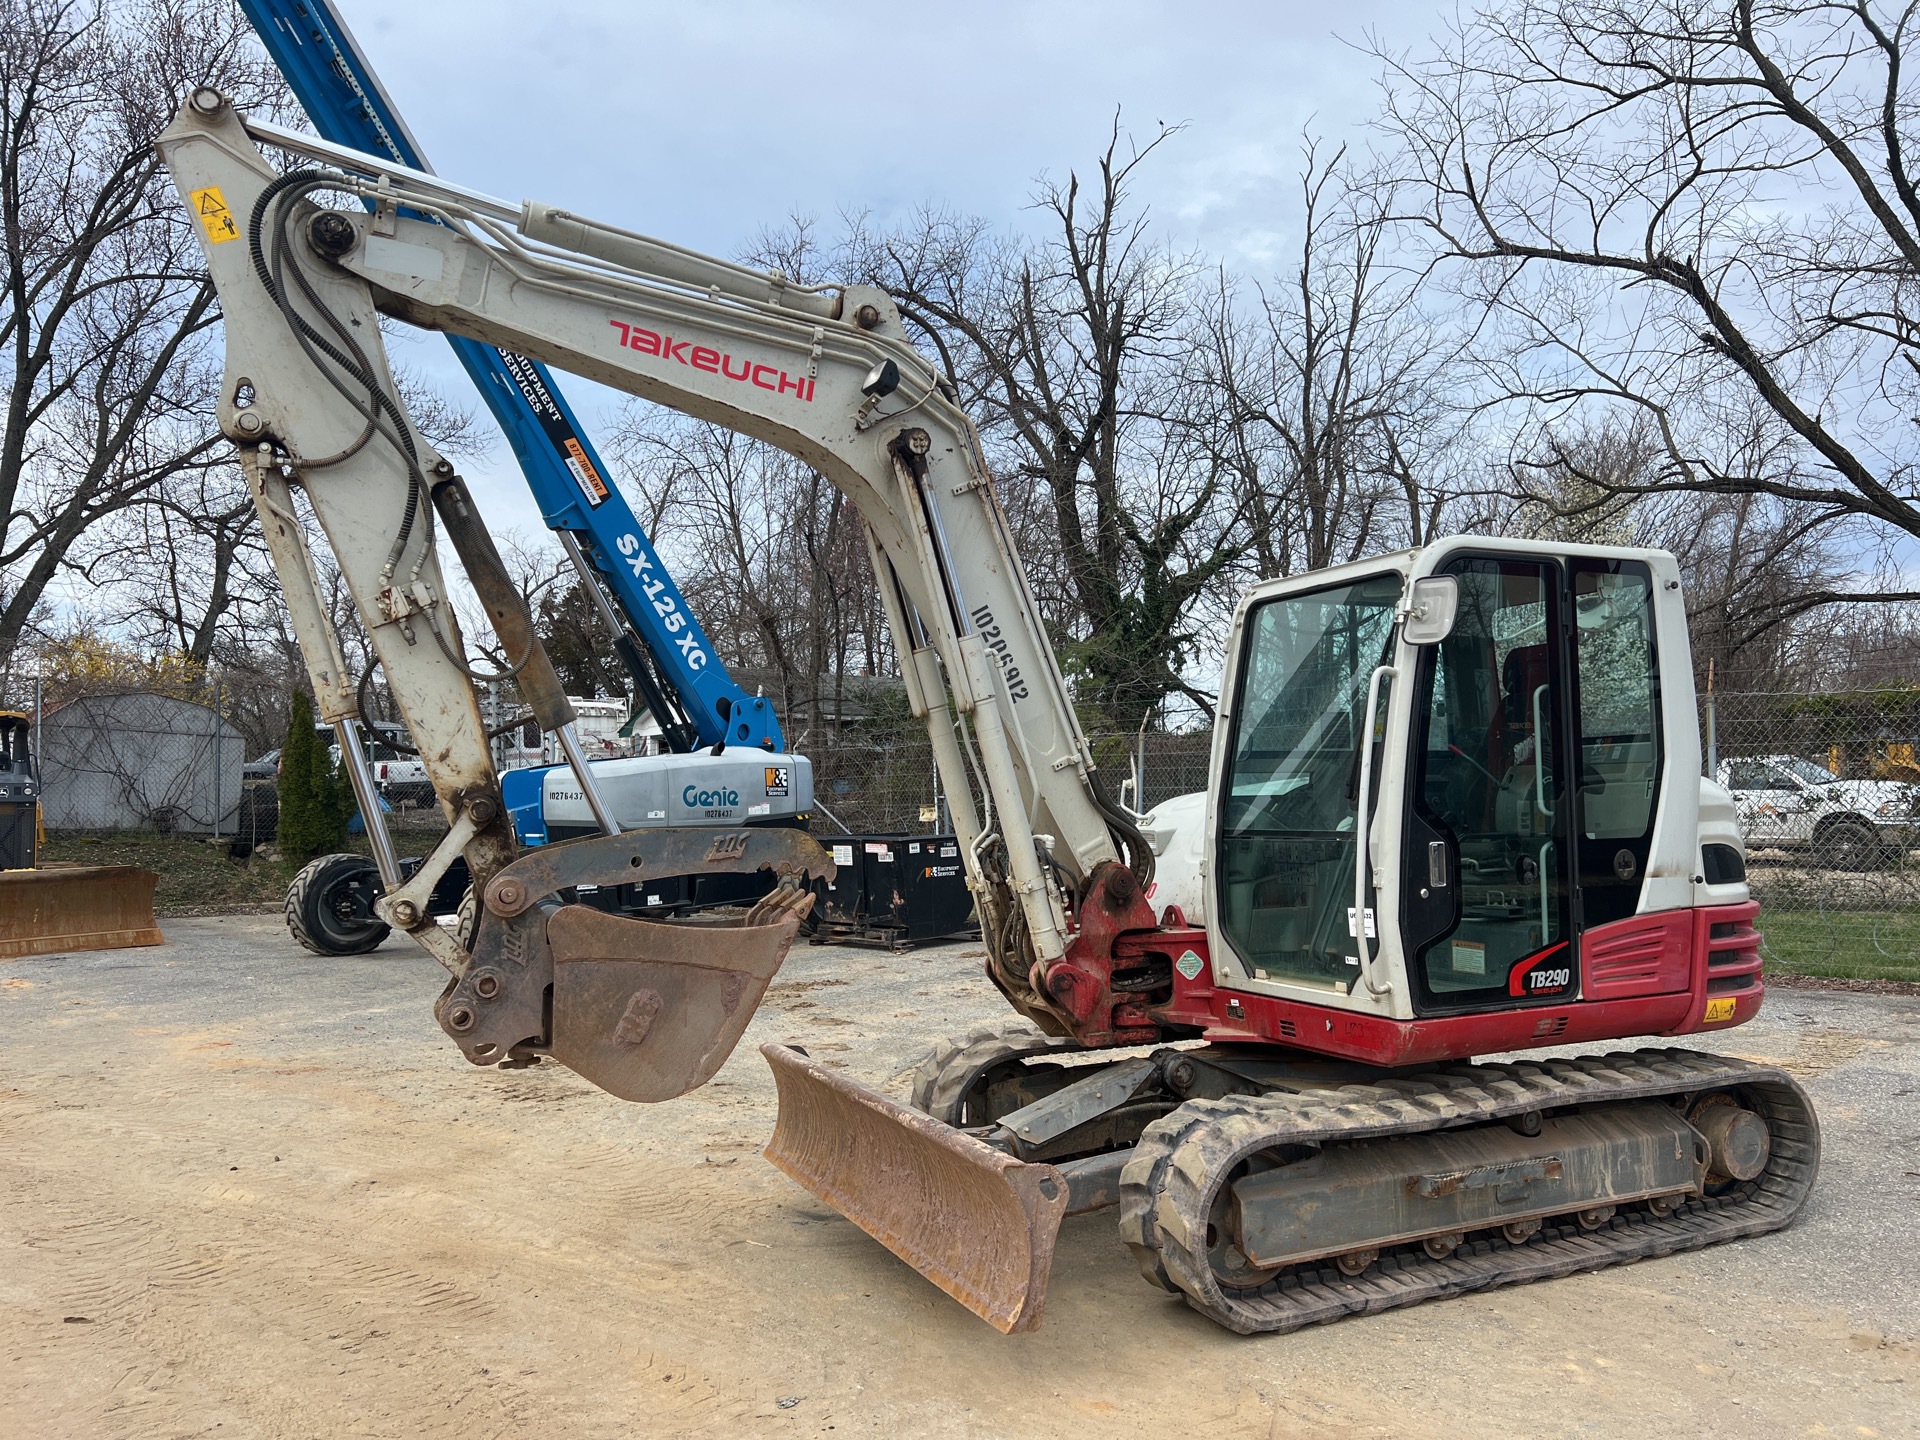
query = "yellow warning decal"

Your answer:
(1703, 996), (1737, 1024)
(189, 186), (240, 245)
